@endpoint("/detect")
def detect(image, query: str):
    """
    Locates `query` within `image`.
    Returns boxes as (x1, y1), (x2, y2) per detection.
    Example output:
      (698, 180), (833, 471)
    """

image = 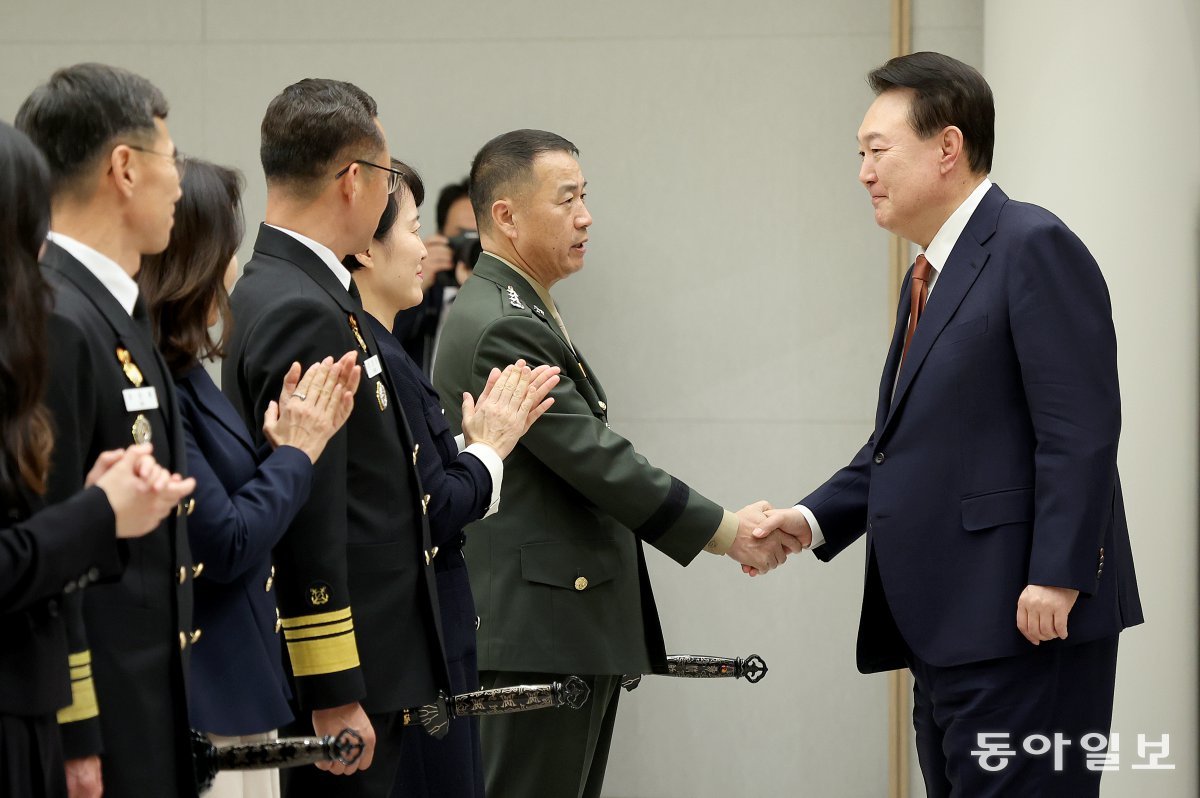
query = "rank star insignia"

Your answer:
(506, 286), (524, 309)
(532, 305), (546, 317)
(376, 380), (389, 411)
